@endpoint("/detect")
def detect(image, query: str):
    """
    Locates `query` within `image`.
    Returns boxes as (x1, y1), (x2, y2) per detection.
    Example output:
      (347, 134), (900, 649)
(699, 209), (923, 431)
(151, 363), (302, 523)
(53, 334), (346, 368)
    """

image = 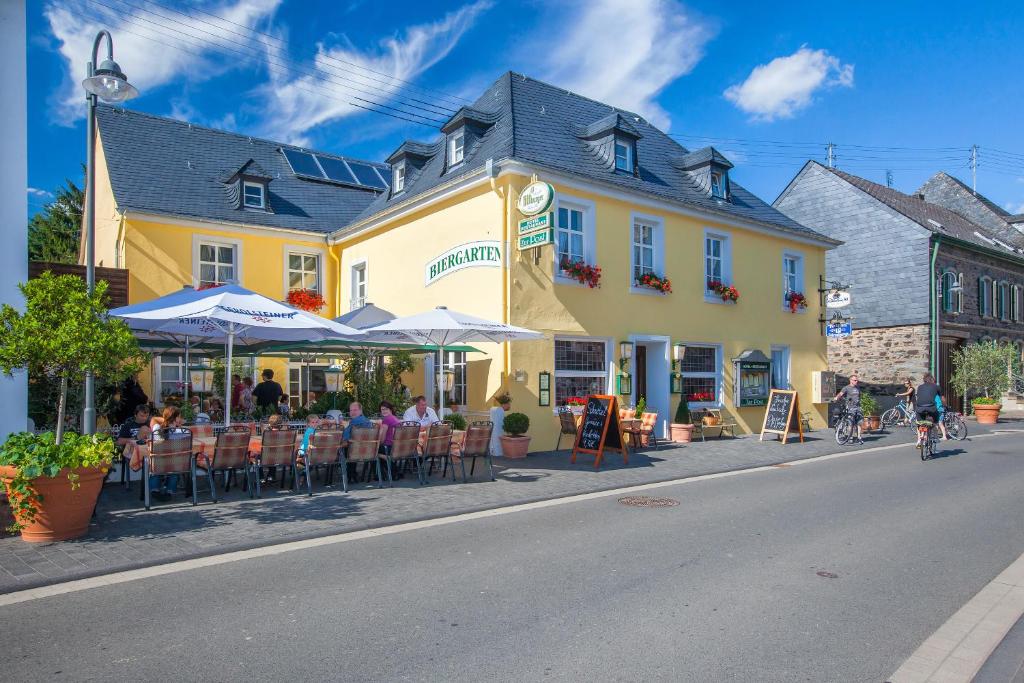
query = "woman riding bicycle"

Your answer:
(915, 374), (949, 443)
(895, 378), (915, 410)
